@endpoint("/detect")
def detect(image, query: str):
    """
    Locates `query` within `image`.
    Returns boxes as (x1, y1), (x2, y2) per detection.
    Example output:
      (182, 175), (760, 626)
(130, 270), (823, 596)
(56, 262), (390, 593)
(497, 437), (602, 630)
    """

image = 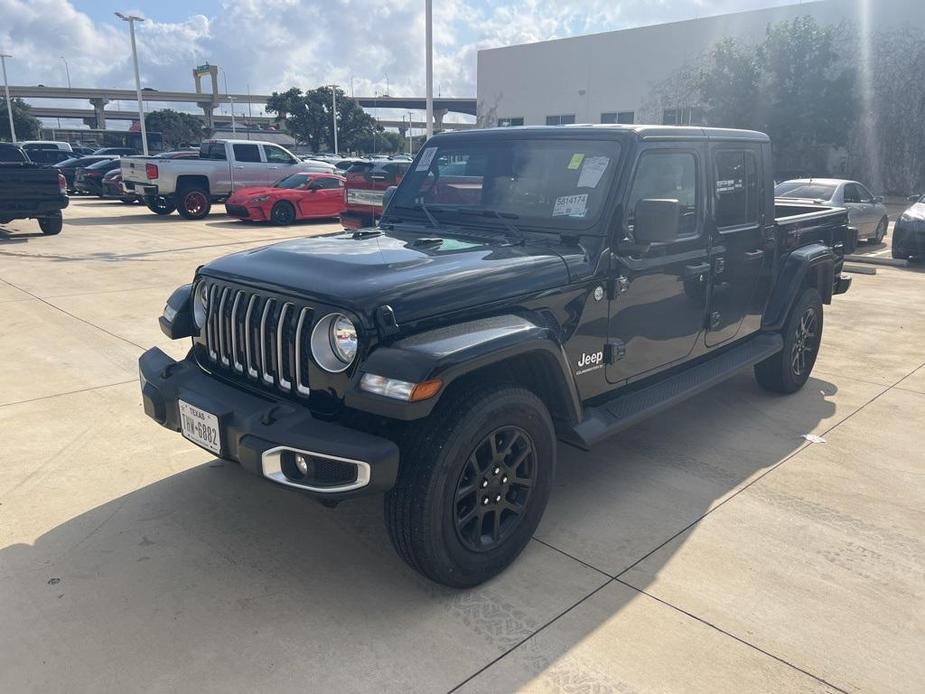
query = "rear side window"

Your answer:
(315, 177), (342, 189)
(201, 143), (226, 160)
(714, 150), (760, 228)
(233, 144), (261, 163)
